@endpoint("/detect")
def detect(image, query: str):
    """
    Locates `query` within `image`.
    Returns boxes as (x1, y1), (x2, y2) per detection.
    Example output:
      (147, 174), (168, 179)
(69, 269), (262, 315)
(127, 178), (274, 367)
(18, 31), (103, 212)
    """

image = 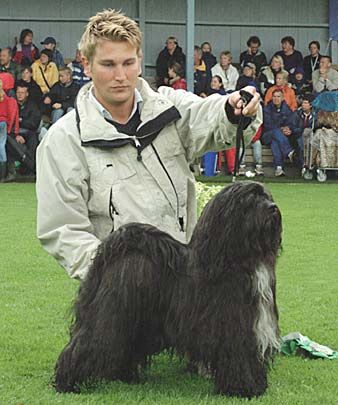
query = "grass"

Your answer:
(0, 182), (338, 405)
